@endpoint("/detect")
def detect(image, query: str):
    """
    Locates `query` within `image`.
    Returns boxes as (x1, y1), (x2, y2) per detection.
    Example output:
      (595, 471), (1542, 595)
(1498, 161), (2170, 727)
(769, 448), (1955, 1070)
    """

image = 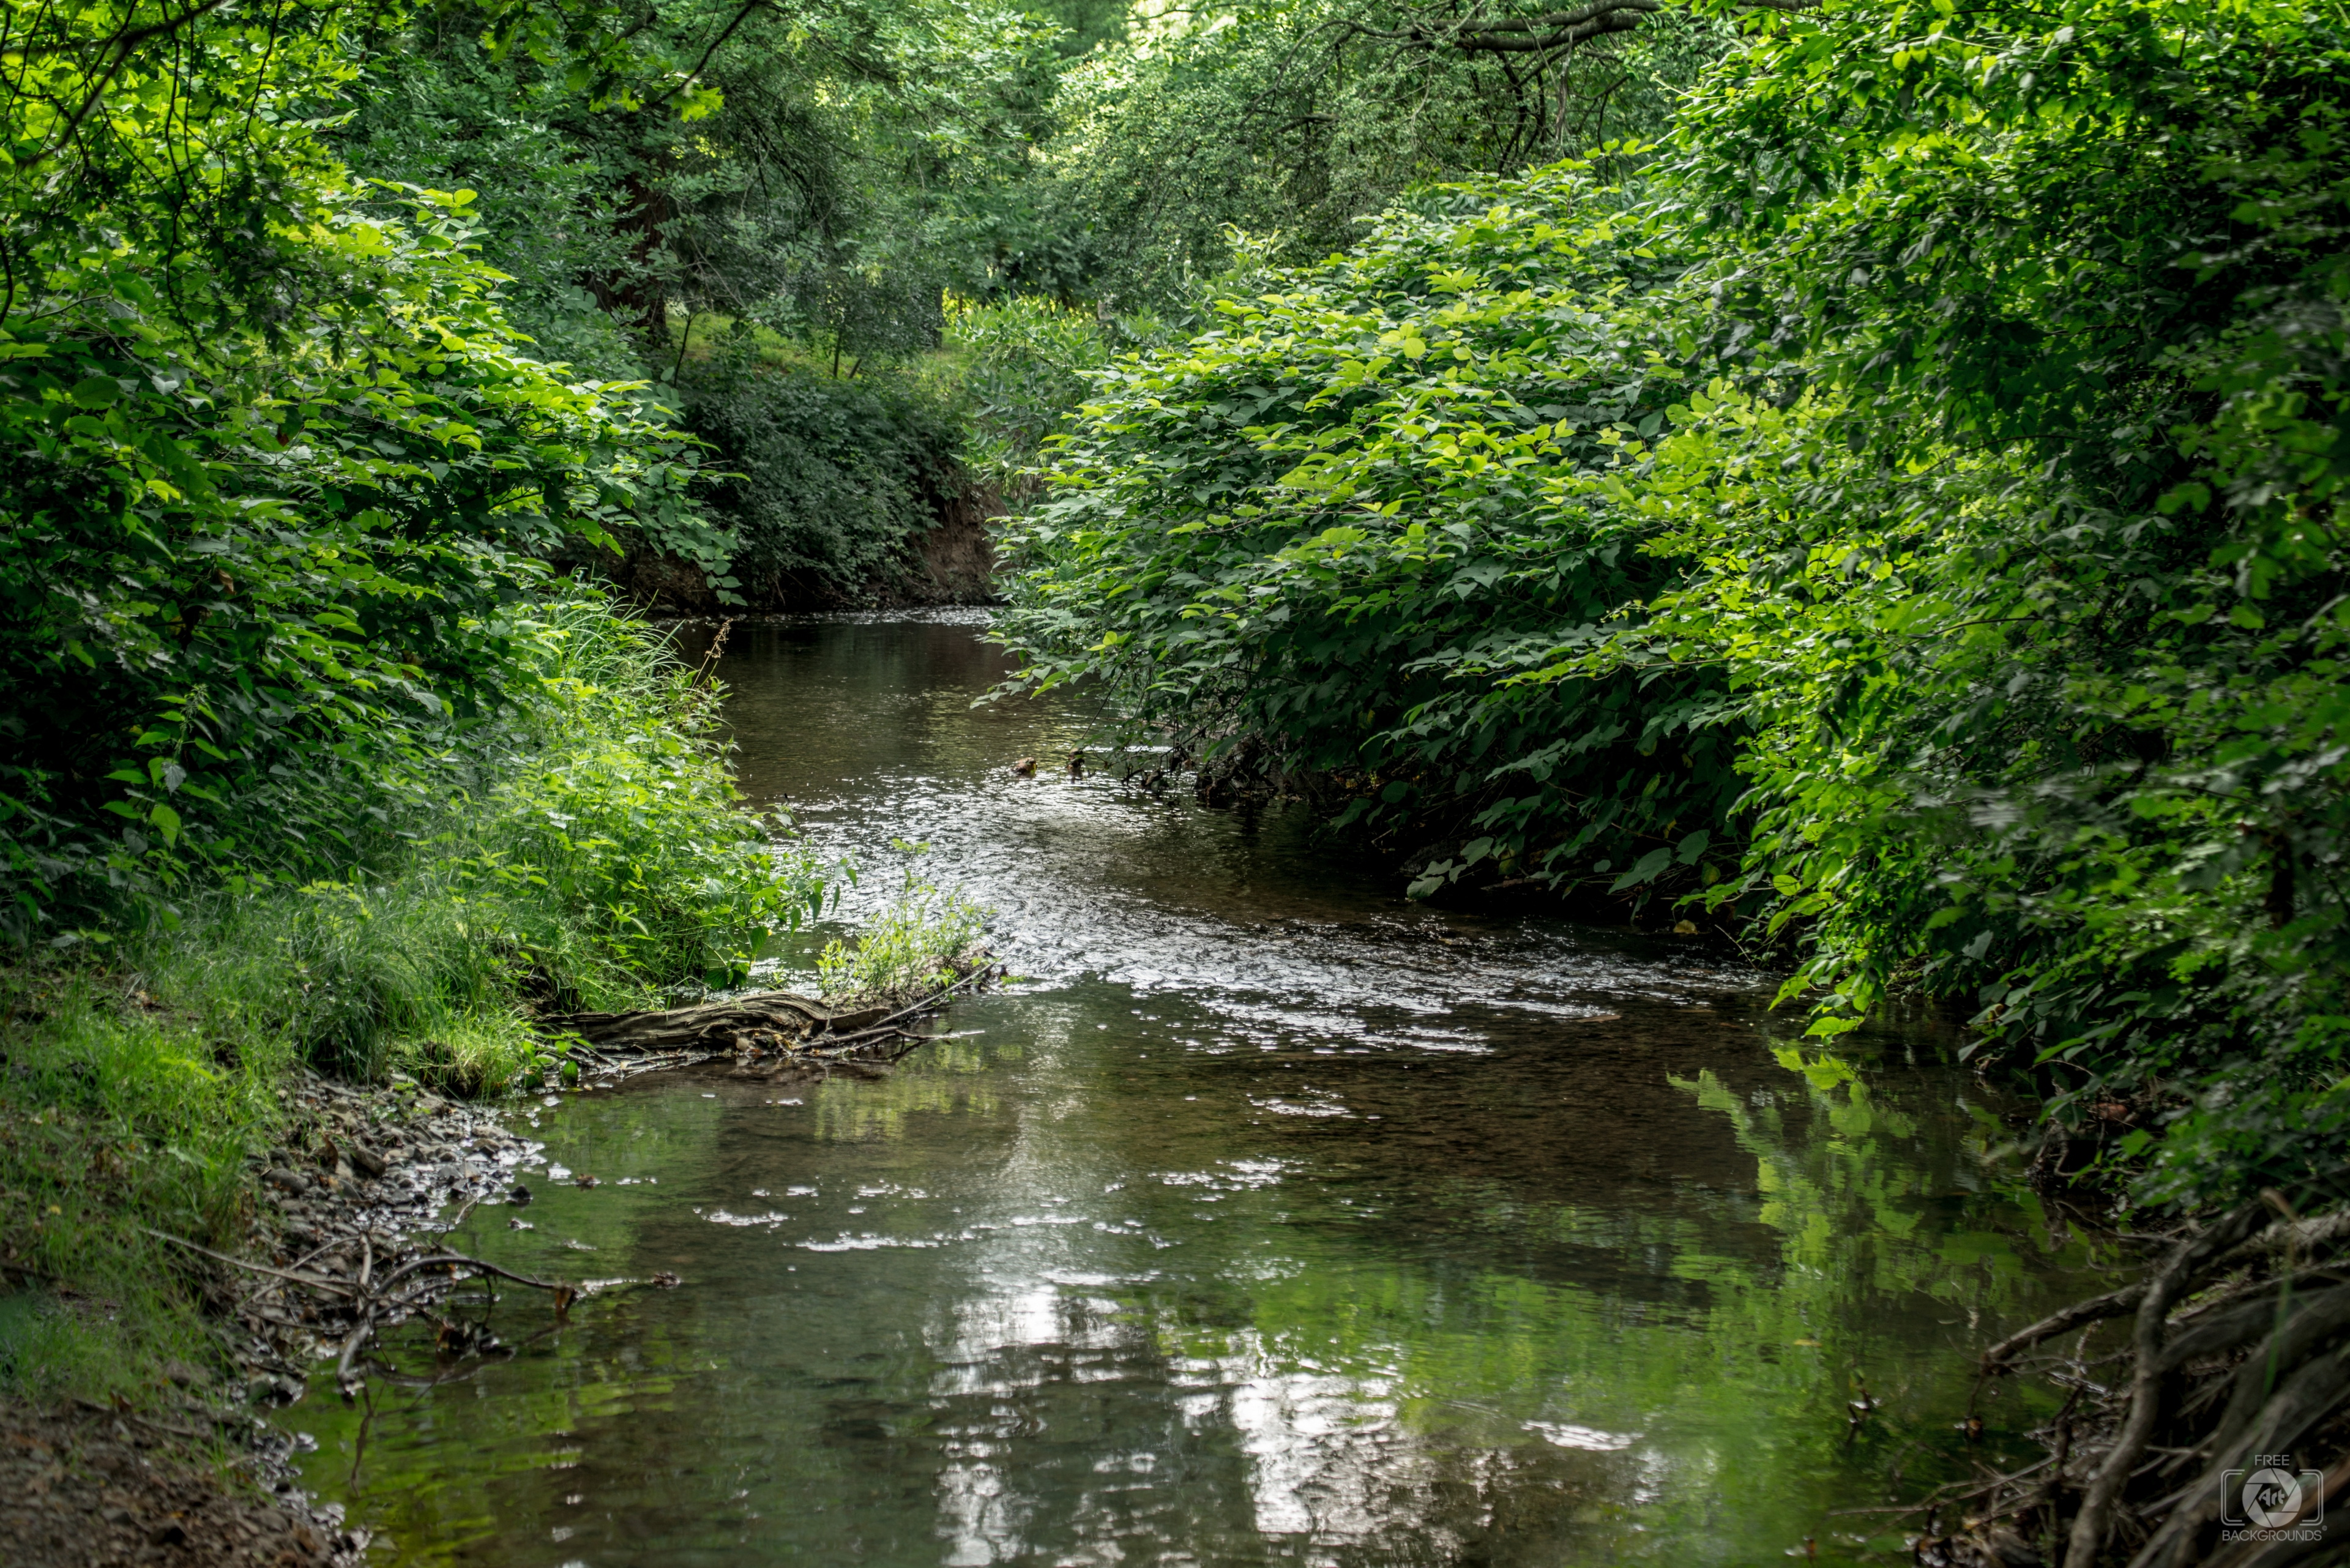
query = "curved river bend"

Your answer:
(289, 614), (2114, 1567)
